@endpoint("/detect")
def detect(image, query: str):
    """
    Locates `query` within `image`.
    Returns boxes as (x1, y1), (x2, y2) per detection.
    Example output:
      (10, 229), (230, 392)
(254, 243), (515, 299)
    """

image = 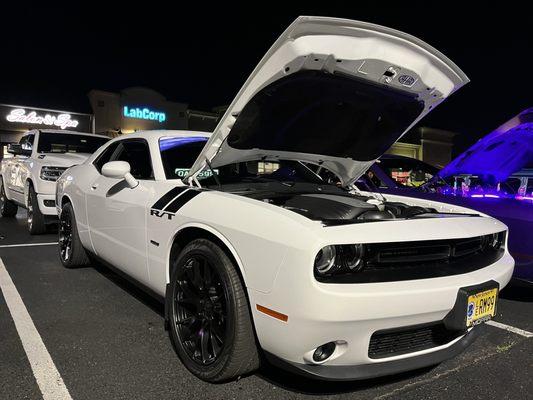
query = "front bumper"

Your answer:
(37, 193), (58, 216)
(264, 327), (479, 381)
(250, 251), (514, 378)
